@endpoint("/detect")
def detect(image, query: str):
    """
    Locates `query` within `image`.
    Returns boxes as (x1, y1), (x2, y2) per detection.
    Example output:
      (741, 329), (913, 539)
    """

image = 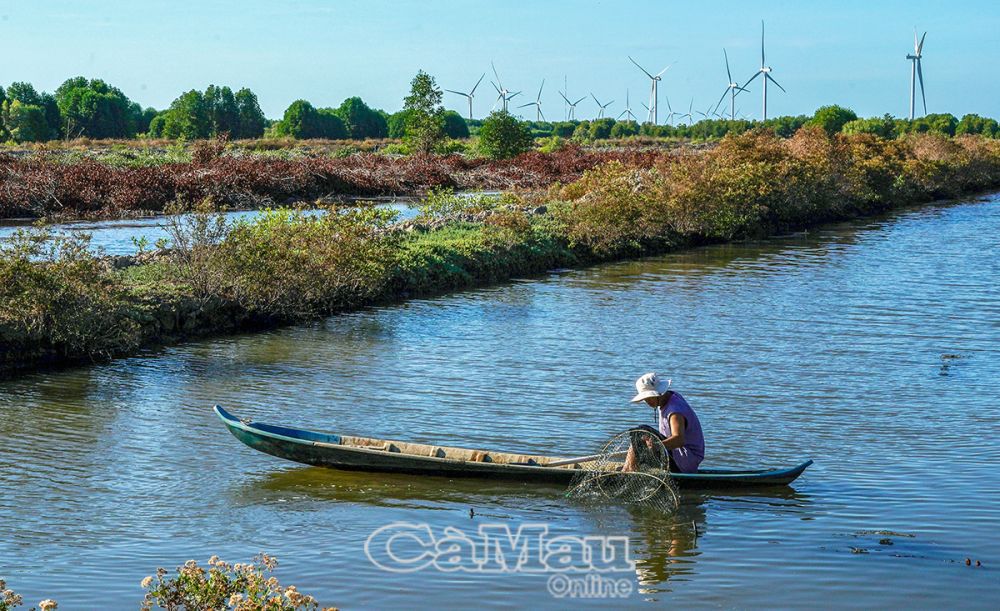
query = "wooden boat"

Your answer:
(215, 405), (812, 488)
